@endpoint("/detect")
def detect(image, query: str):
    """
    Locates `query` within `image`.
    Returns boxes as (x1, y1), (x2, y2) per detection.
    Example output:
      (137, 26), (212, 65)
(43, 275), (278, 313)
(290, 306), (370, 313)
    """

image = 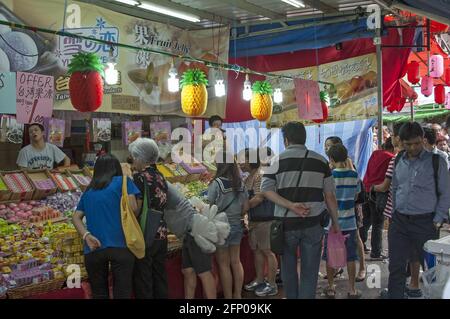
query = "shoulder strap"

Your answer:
(139, 177), (149, 232)
(394, 150), (405, 168)
(432, 153), (440, 197)
(283, 150), (309, 217)
(215, 178), (239, 212)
